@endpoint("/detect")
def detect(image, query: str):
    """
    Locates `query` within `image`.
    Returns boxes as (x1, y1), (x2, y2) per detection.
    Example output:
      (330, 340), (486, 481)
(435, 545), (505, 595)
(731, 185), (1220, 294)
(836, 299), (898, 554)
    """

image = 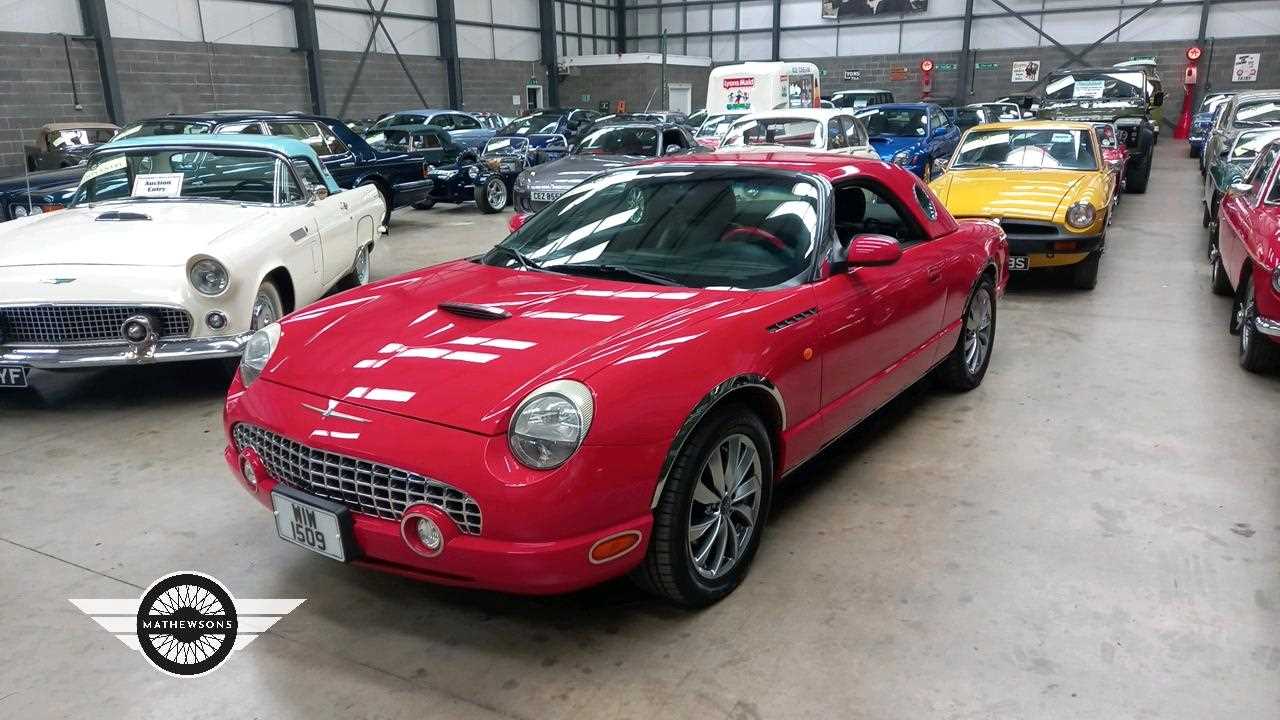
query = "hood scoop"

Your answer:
(96, 211), (151, 222)
(438, 302), (511, 320)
